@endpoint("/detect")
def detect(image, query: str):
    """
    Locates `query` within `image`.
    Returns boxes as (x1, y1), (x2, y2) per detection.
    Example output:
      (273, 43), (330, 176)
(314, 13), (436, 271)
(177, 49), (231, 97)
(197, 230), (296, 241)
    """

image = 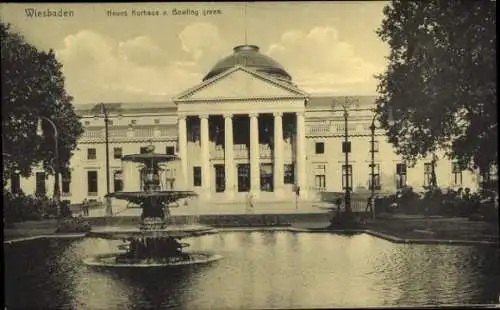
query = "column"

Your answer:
(224, 113), (235, 199)
(177, 114), (188, 189)
(249, 113), (260, 197)
(296, 111), (307, 200)
(273, 112), (284, 198)
(200, 114), (211, 199)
